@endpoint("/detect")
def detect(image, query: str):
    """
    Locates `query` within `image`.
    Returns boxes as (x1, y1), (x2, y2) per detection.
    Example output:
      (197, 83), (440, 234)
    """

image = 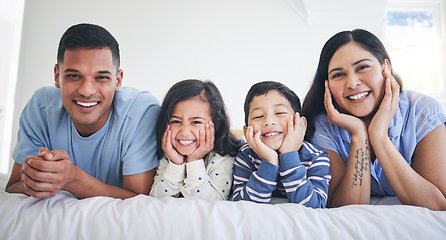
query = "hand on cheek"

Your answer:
(188, 121), (215, 162)
(244, 125), (278, 165)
